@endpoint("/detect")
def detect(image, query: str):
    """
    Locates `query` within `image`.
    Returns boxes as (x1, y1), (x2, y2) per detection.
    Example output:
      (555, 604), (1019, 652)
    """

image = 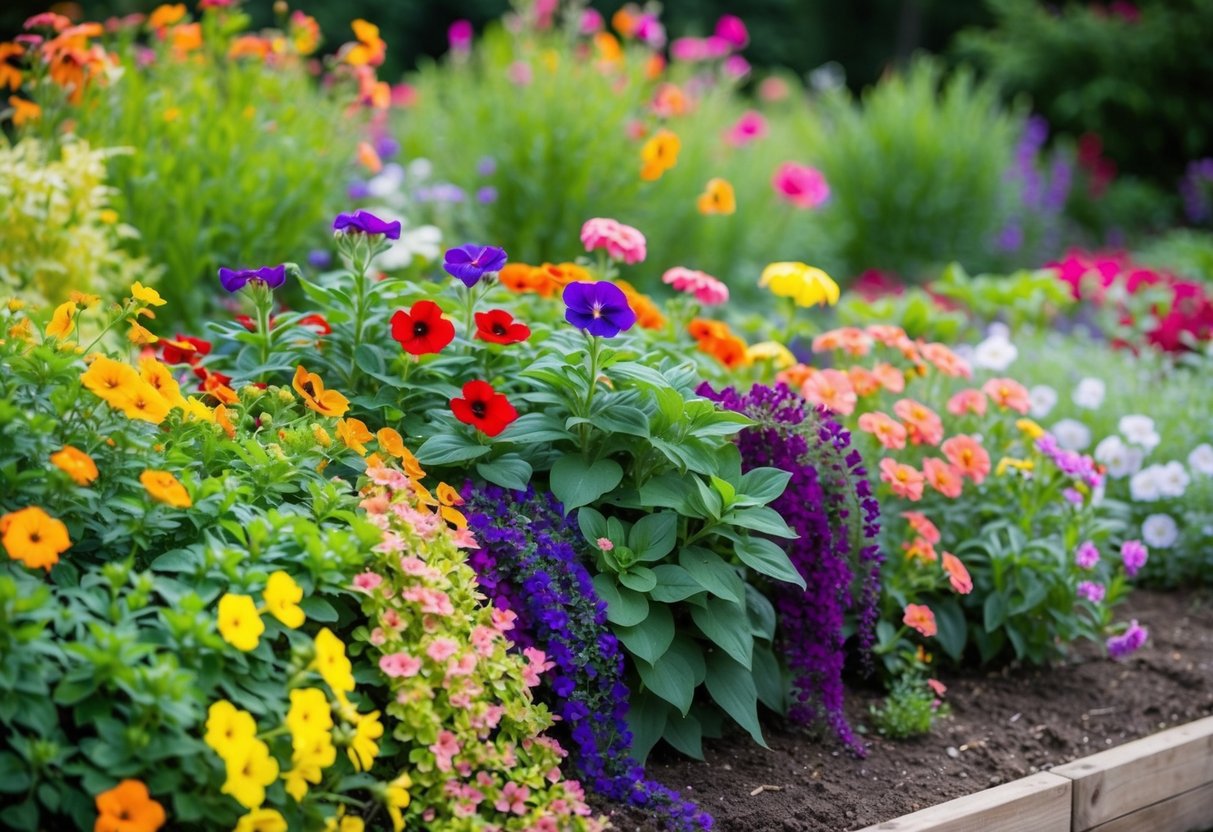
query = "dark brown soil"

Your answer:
(602, 589), (1213, 832)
